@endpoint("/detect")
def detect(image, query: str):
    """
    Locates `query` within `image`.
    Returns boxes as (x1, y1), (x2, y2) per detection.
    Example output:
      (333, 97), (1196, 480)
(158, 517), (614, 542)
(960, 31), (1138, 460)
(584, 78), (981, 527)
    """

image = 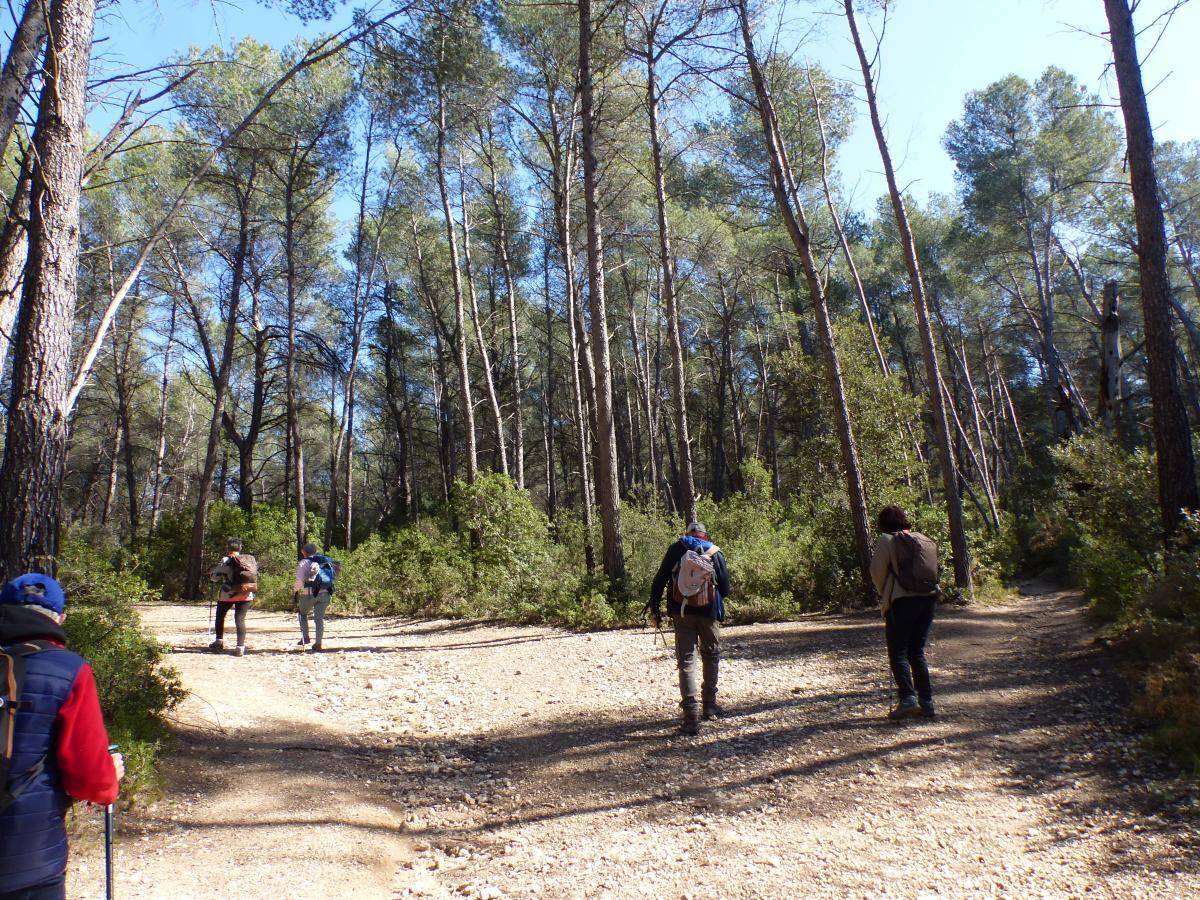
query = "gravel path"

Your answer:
(69, 587), (1199, 898)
